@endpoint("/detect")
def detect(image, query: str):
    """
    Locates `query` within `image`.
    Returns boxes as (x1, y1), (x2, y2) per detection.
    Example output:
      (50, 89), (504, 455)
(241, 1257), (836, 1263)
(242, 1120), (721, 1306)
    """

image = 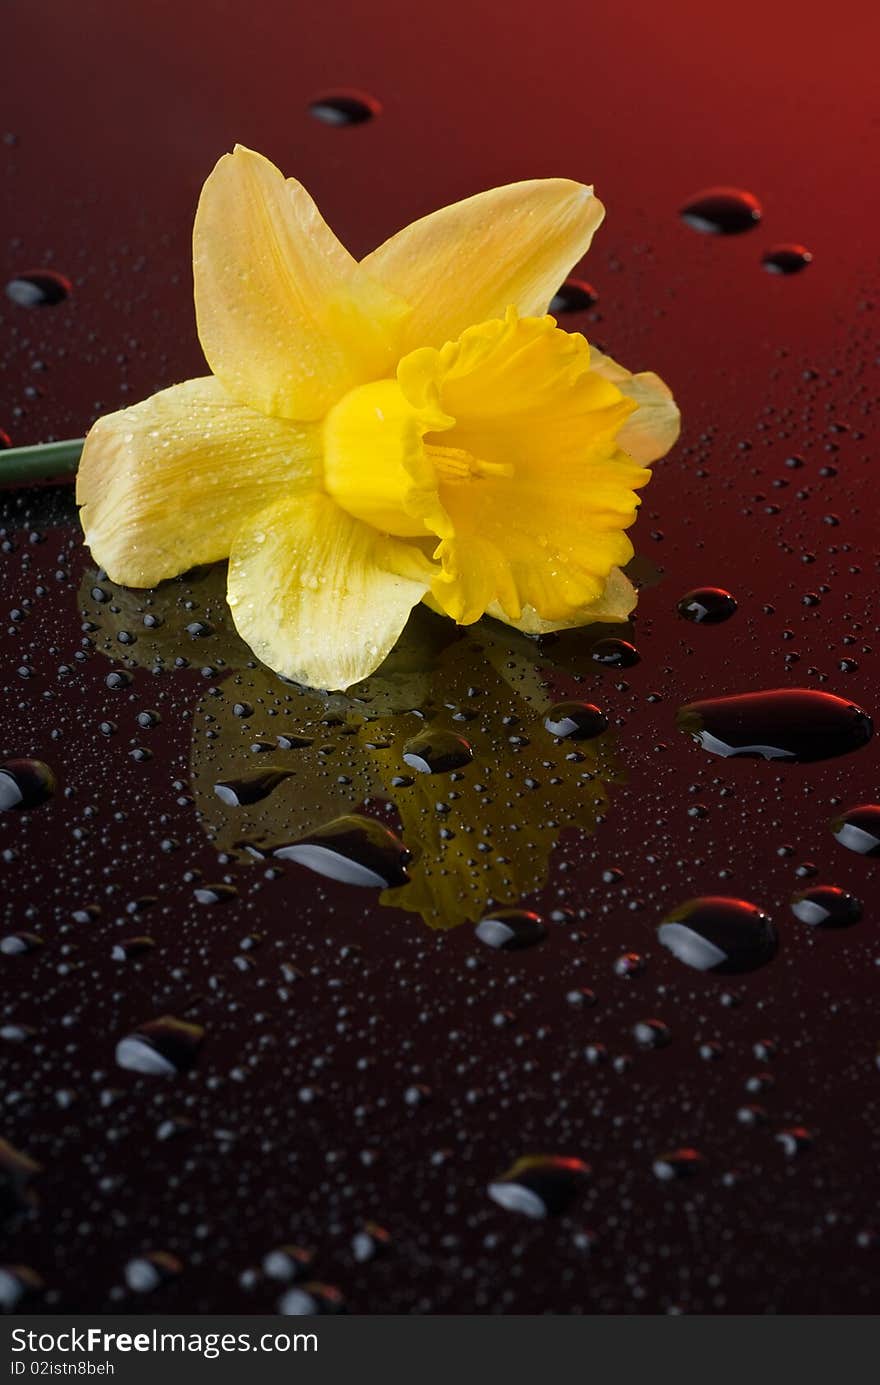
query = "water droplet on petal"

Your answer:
(591, 637), (640, 667)
(279, 1282), (346, 1314)
(653, 1147), (705, 1180)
